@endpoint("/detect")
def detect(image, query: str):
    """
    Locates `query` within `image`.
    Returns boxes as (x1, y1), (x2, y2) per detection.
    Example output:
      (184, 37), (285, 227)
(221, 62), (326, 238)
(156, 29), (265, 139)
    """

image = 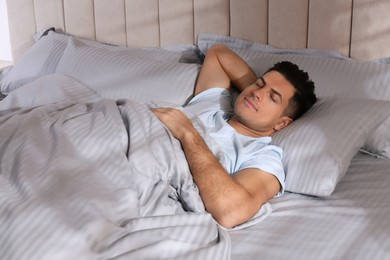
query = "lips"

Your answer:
(244, 97), (258, 111)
